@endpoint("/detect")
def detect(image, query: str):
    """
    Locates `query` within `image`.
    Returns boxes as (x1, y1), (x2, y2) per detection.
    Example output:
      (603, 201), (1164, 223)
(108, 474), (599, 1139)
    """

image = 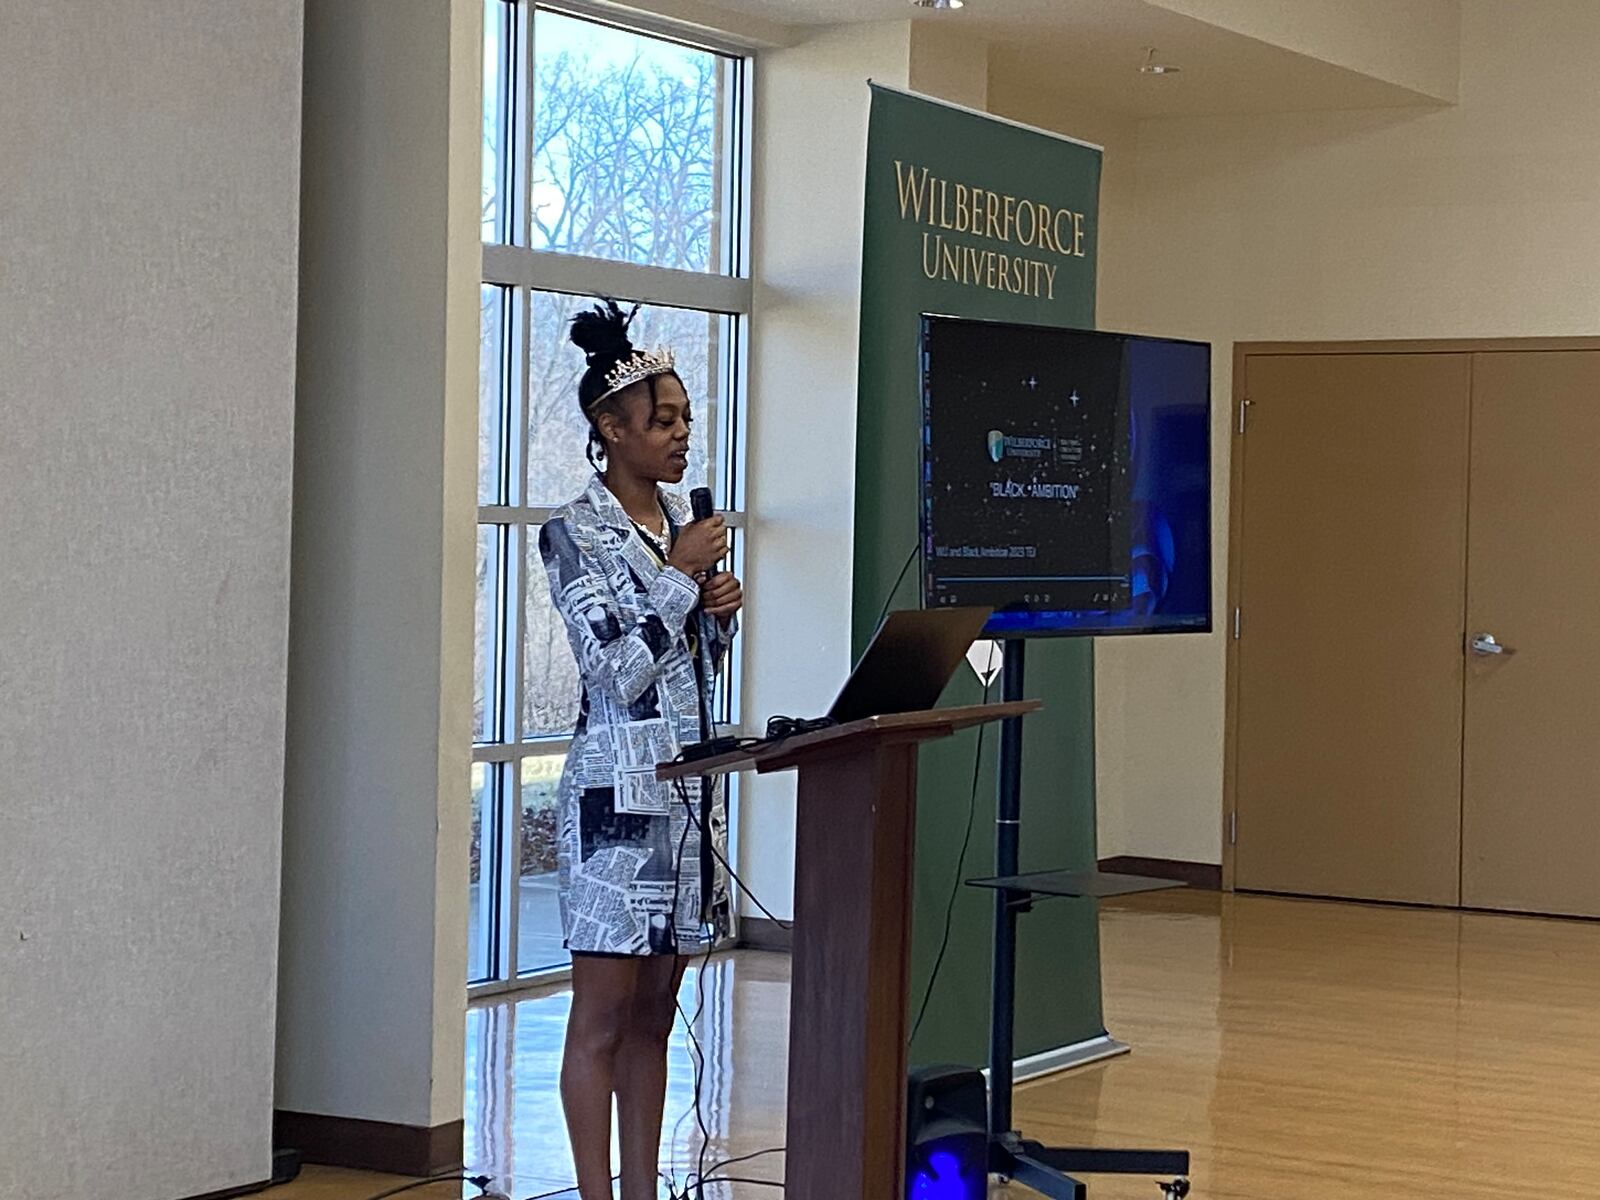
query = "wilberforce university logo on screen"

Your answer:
(987, 430), (1054, 462)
